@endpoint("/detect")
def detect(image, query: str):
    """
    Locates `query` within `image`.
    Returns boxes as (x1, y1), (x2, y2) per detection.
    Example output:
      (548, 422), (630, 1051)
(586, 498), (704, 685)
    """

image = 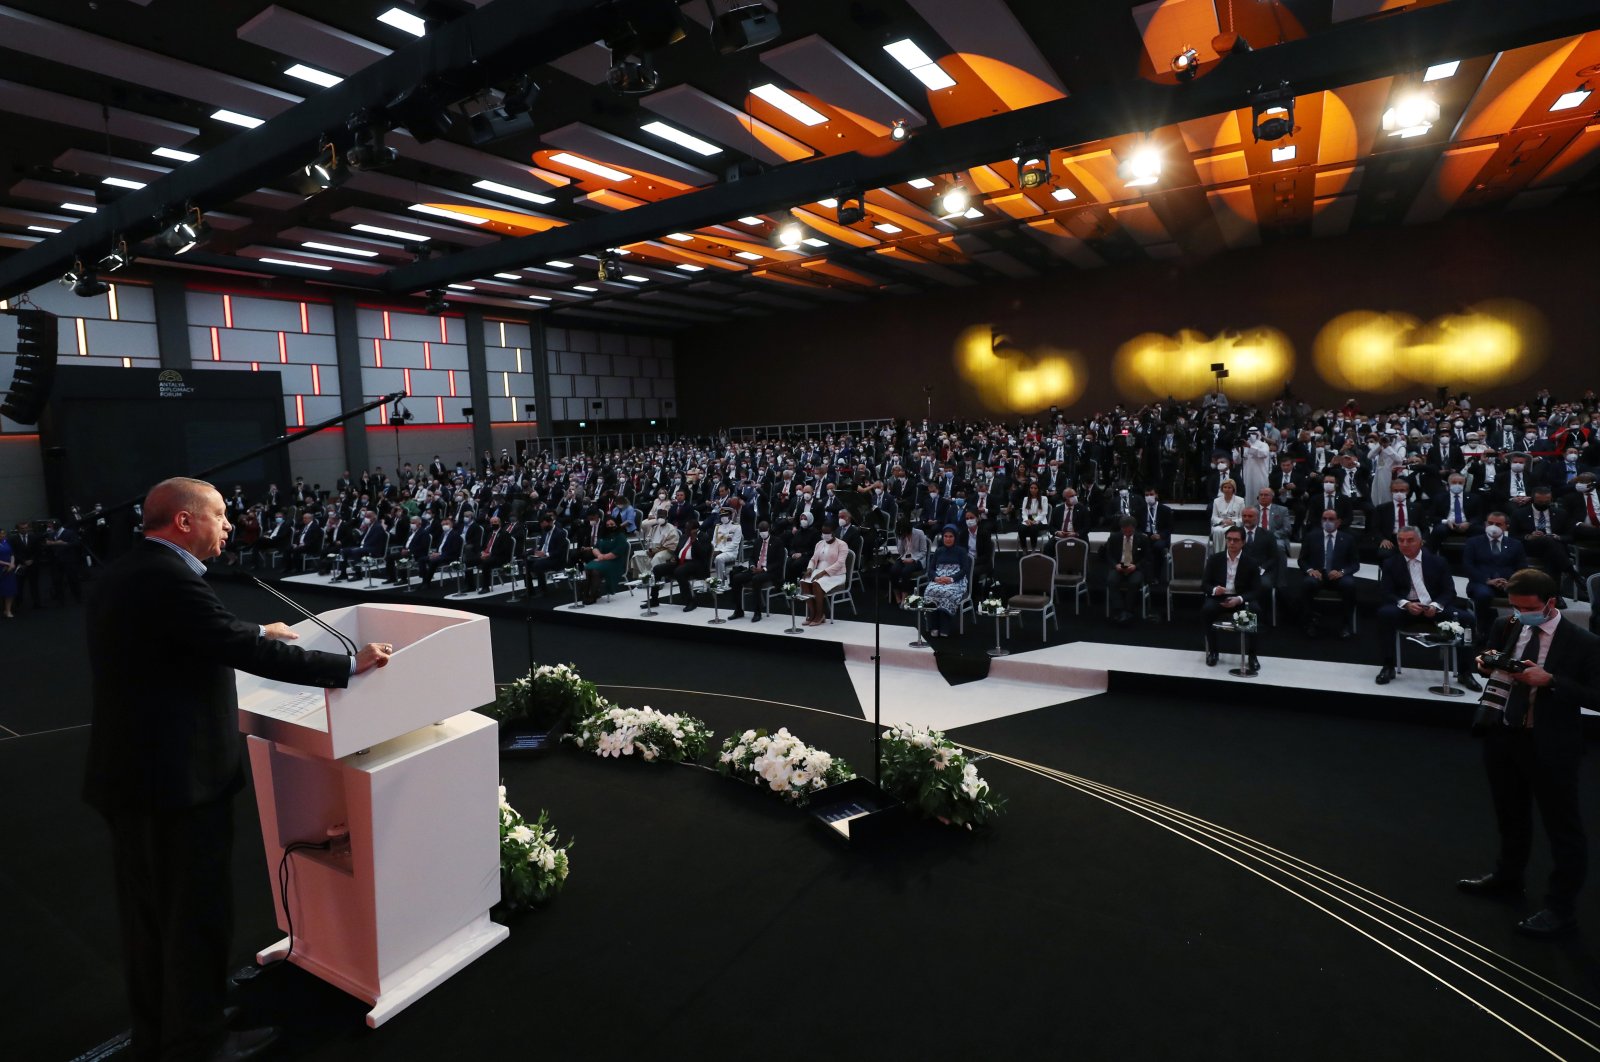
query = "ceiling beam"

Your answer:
(0, 0), (621, 299)
(382, 0), (1600, 294)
